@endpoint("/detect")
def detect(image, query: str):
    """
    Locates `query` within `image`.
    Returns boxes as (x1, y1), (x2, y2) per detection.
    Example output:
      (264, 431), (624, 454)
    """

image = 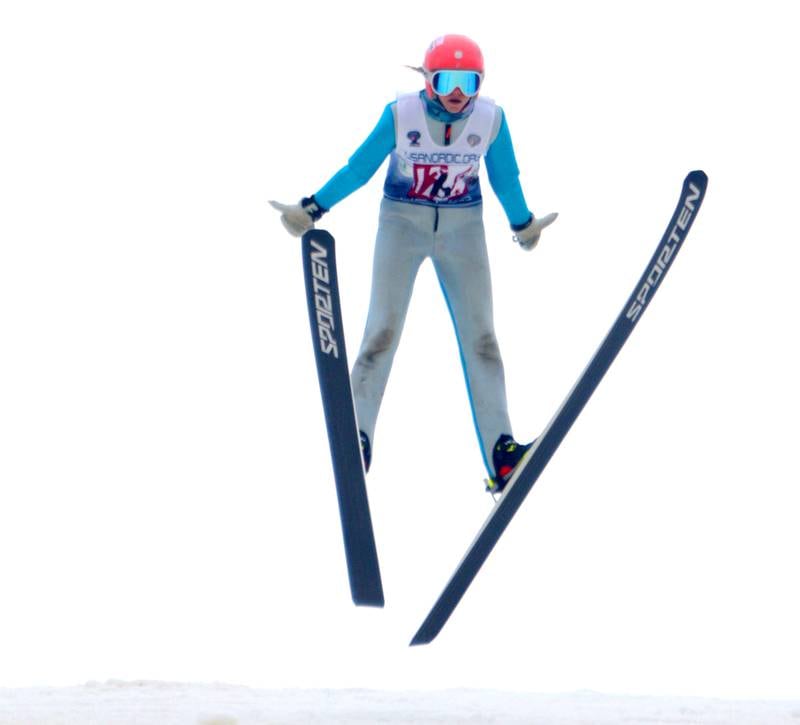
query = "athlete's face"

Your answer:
(438, 87), (472, 114)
